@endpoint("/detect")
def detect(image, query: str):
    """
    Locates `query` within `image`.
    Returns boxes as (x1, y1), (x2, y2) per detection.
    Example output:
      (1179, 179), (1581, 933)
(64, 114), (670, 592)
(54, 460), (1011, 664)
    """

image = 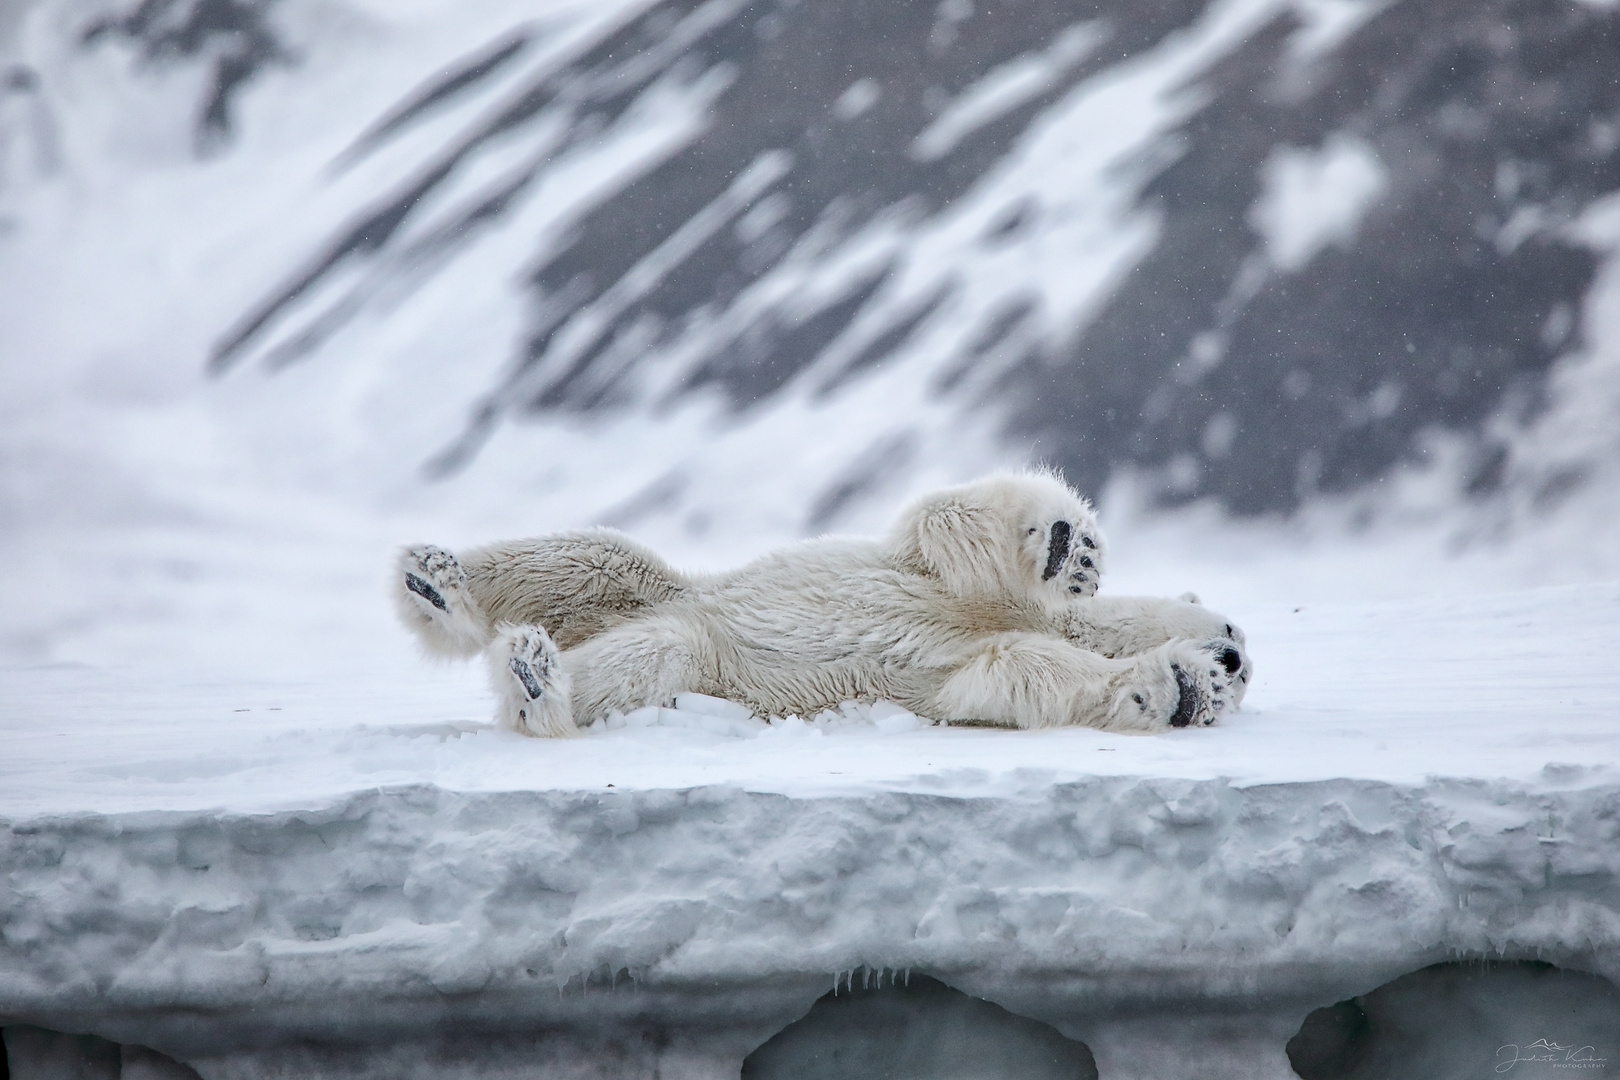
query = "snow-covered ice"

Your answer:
(4, 582), (1620, 1078)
